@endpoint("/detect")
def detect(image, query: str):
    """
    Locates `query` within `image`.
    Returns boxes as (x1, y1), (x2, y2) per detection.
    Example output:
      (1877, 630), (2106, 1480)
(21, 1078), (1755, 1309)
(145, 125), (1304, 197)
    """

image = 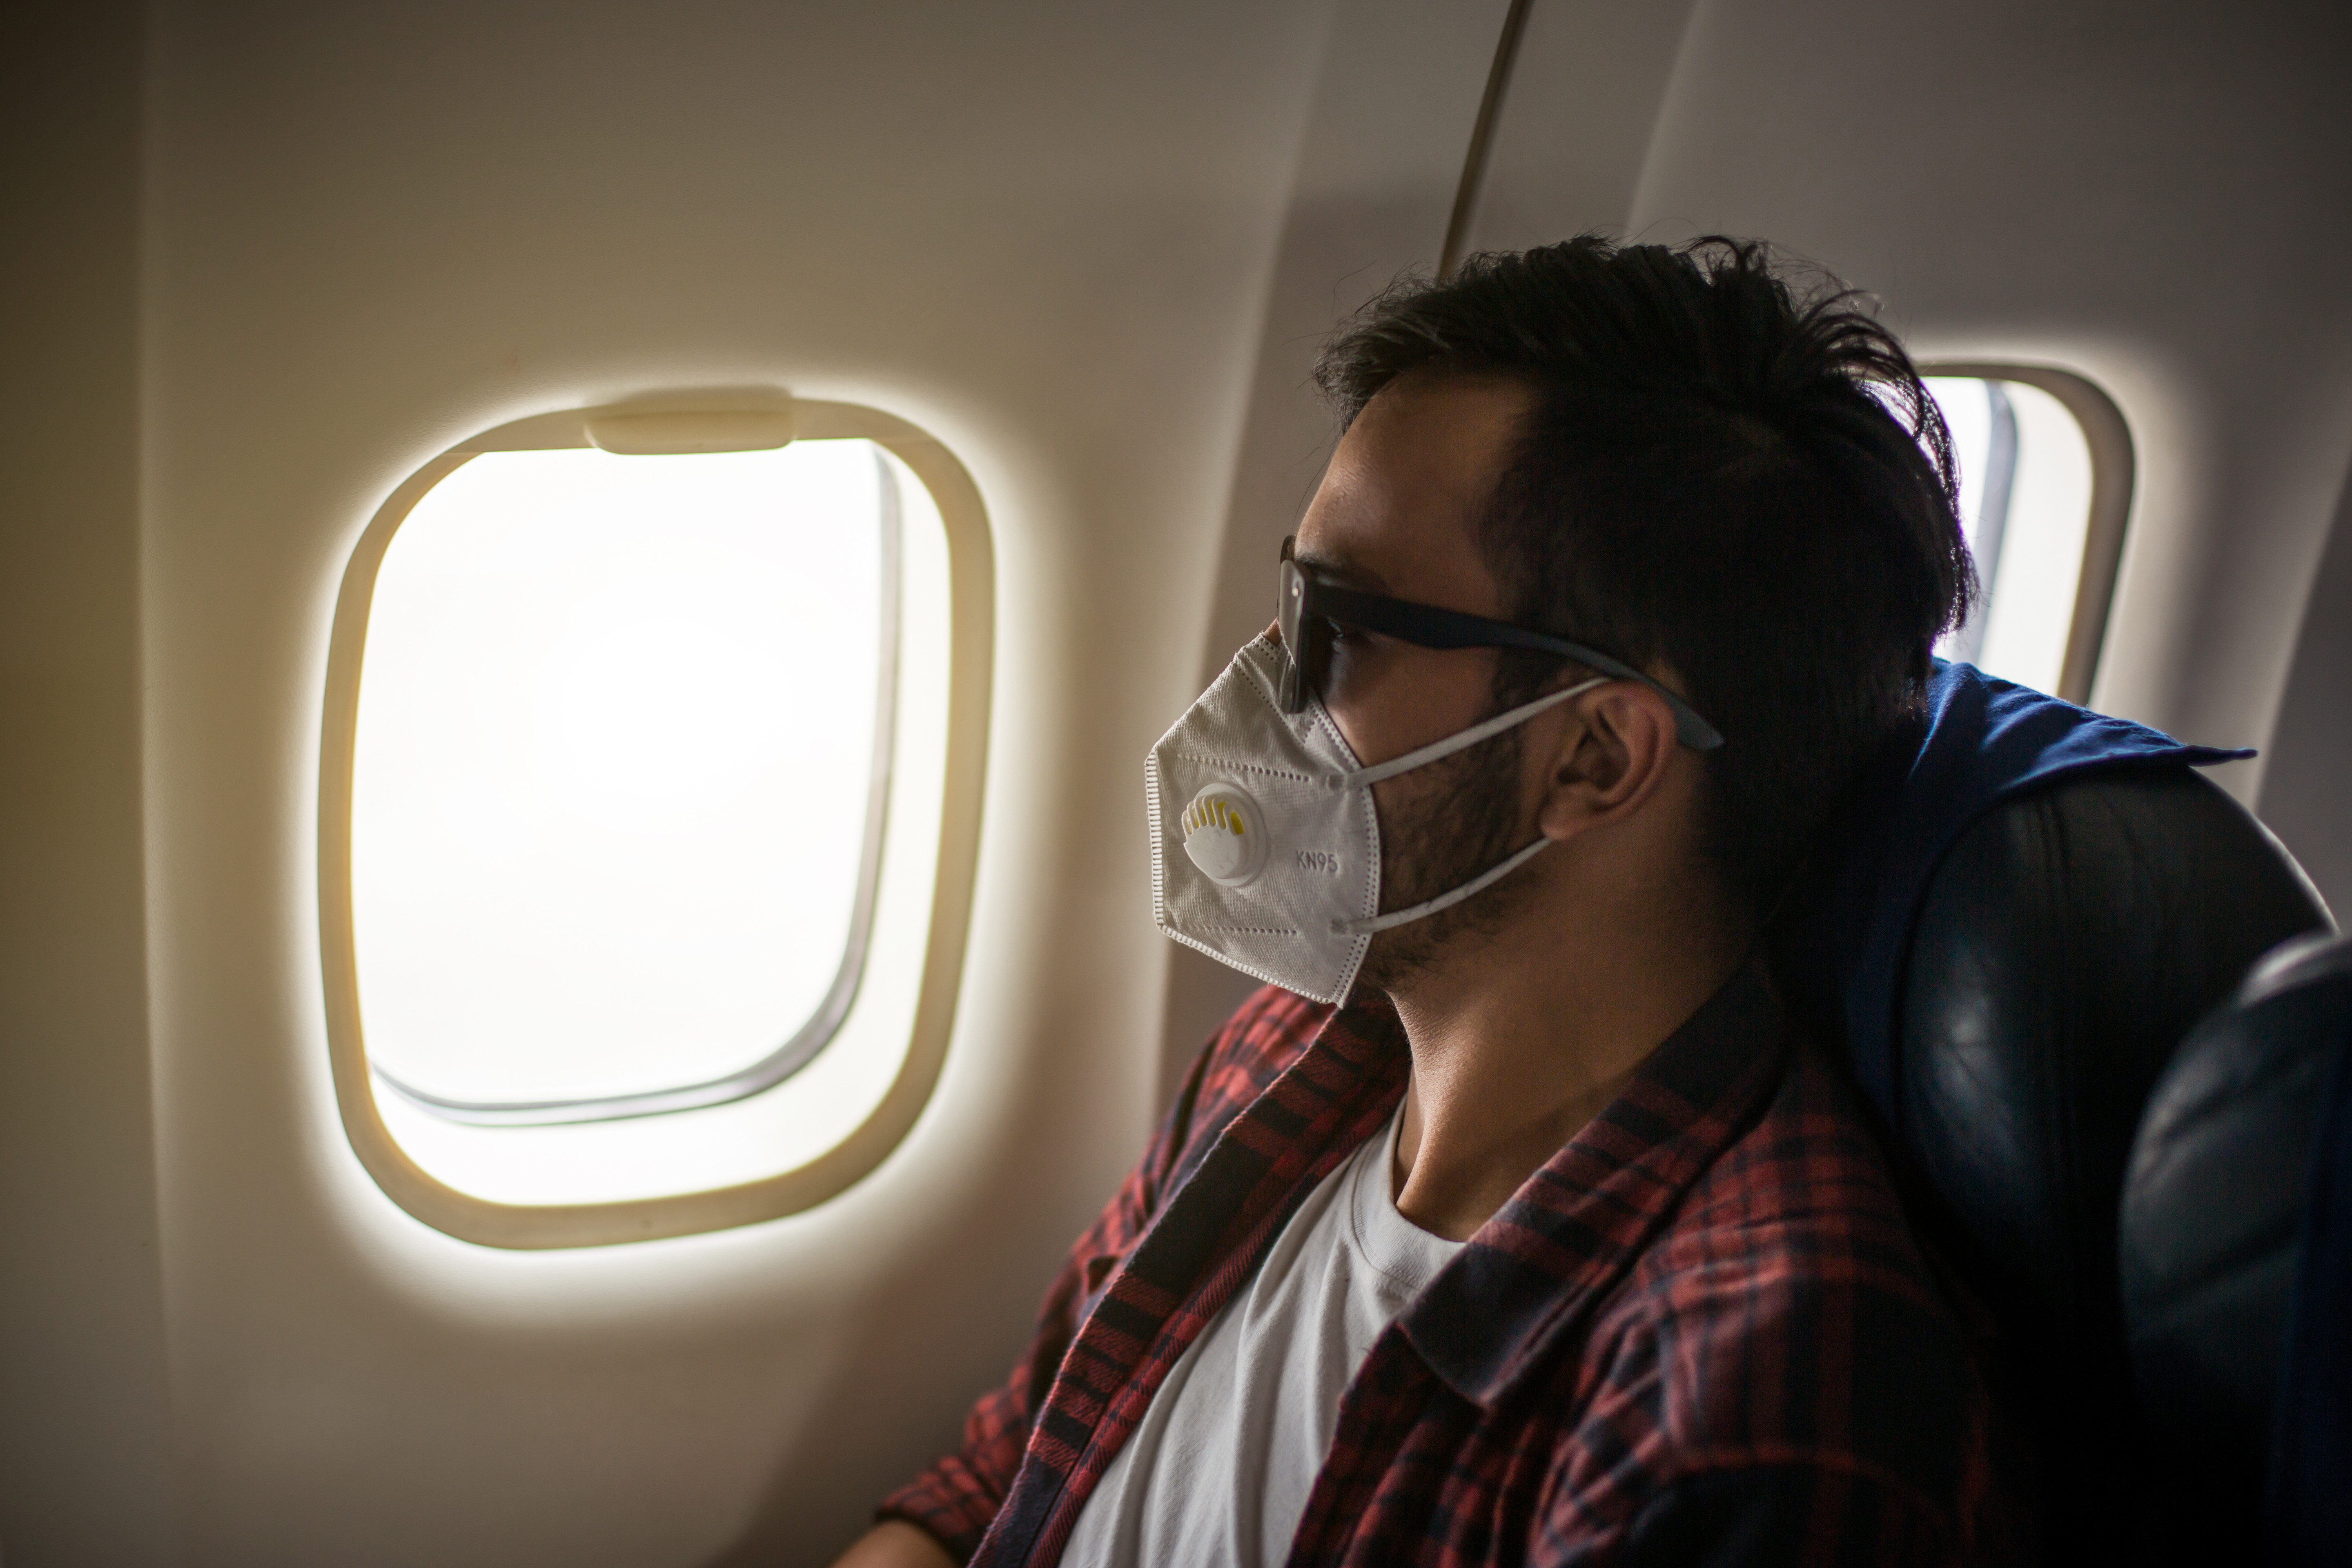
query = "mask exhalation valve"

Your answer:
(1180, 783), (1268, 887)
